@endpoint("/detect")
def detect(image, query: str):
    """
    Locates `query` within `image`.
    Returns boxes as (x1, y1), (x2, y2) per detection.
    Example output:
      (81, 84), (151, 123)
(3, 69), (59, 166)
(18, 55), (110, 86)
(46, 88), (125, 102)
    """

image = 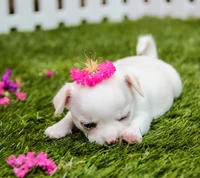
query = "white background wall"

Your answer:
(0, 0), (200, 34)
